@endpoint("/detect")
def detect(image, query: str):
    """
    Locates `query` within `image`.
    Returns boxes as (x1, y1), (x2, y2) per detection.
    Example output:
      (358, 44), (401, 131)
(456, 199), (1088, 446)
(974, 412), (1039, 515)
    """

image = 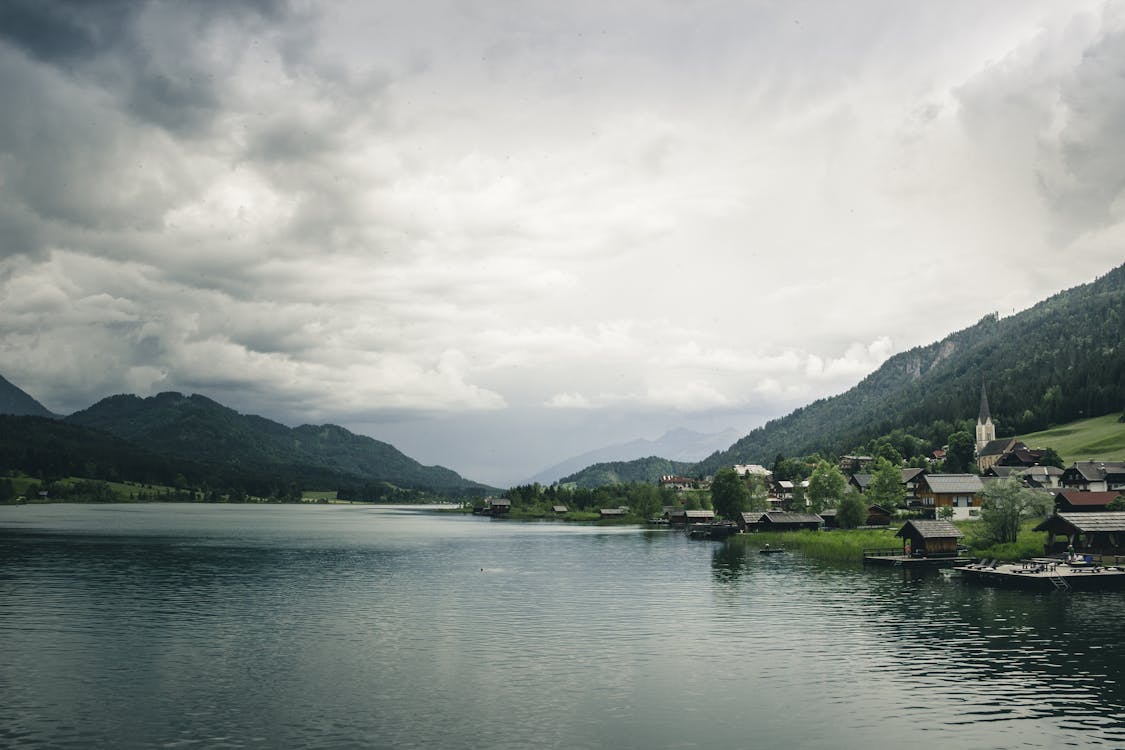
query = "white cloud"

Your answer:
(1, 0), (1123, 485)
